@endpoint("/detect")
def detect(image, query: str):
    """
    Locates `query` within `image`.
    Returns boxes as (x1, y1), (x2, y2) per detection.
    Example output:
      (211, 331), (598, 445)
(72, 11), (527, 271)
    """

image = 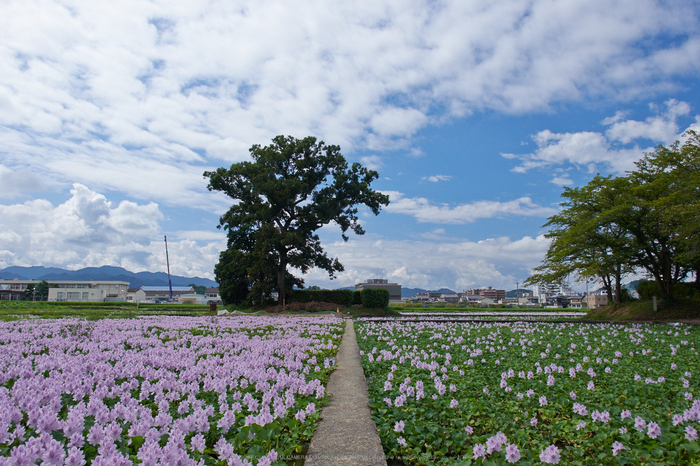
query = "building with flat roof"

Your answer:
(354, 278), (402, 302)
(0, 279), (129, 302)
(465, 286), (506, 302)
